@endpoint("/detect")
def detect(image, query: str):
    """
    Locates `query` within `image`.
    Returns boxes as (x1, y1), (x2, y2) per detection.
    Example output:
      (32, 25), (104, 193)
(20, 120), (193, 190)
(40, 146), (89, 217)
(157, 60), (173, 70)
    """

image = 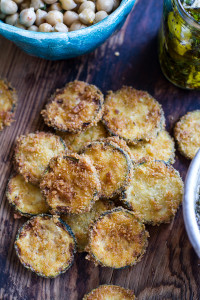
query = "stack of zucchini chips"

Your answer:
(7, 81), (183, 291)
